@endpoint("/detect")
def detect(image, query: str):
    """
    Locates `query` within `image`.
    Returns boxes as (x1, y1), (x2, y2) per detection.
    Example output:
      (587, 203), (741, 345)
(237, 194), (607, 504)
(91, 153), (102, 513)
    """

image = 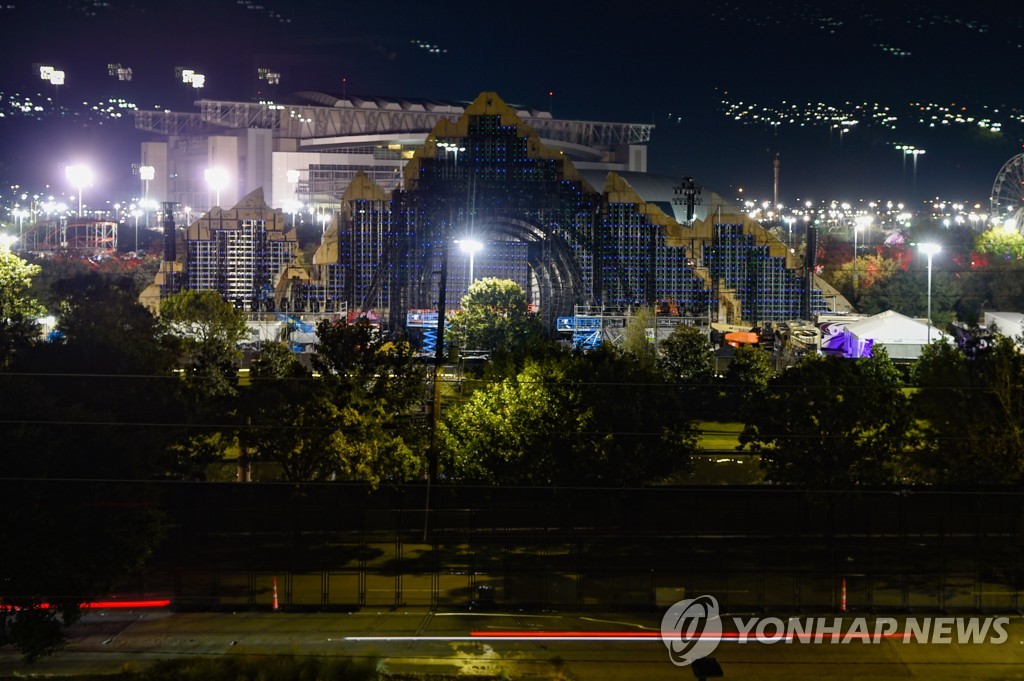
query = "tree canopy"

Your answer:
(158, 289), (248, 398)
(911, 334), (1024, 484)
(440, 347), (698, 485)
(741, 349), (914, 488)
(0, 246), (44, 368)
(446, 278), (544, 358)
